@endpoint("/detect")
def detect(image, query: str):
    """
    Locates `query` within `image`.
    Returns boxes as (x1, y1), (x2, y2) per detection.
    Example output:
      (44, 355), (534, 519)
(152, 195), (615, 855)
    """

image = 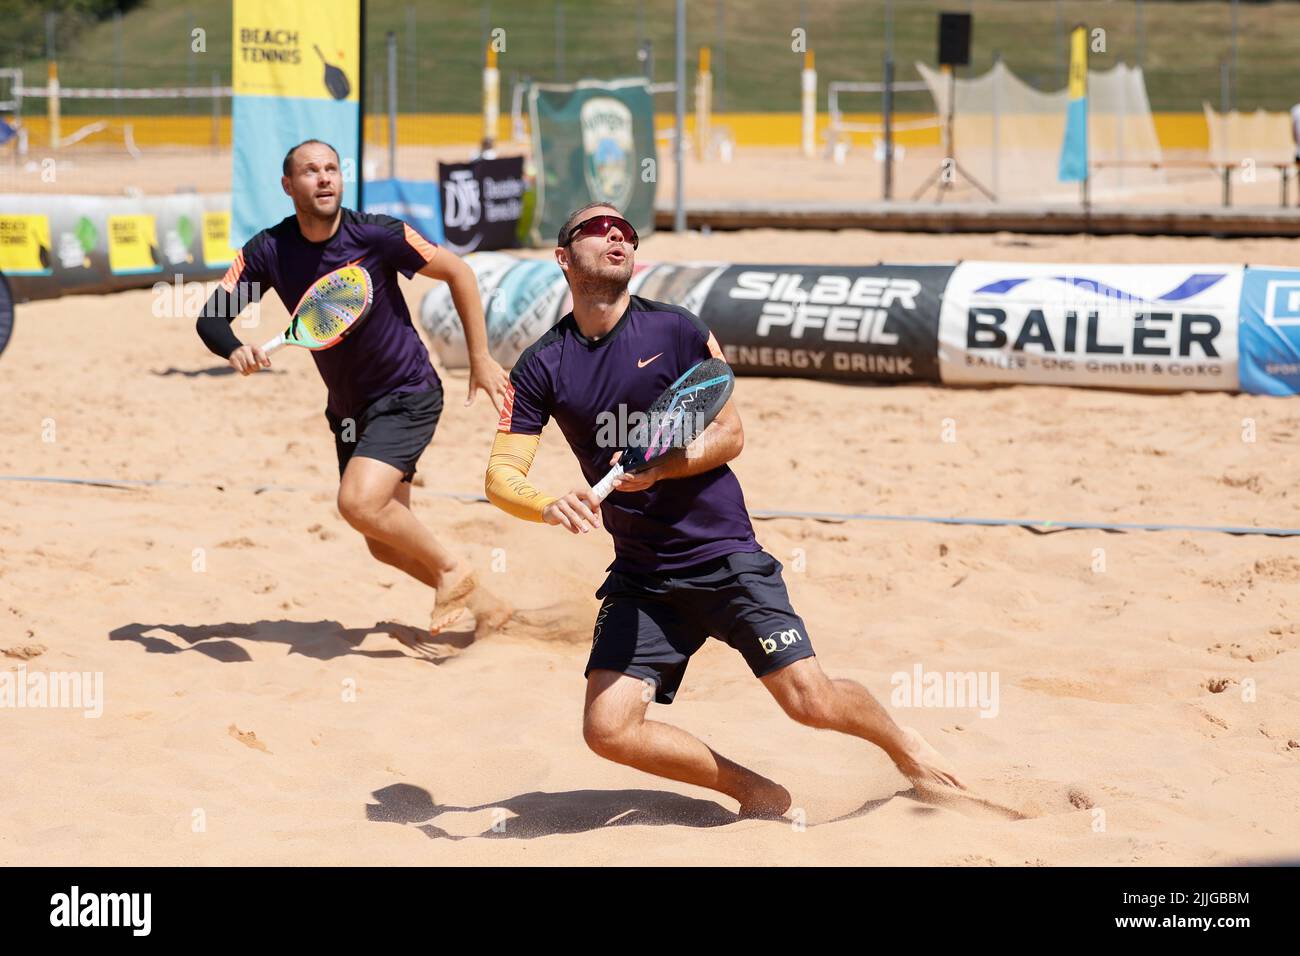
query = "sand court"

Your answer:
(1, 229), (1298, 866)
